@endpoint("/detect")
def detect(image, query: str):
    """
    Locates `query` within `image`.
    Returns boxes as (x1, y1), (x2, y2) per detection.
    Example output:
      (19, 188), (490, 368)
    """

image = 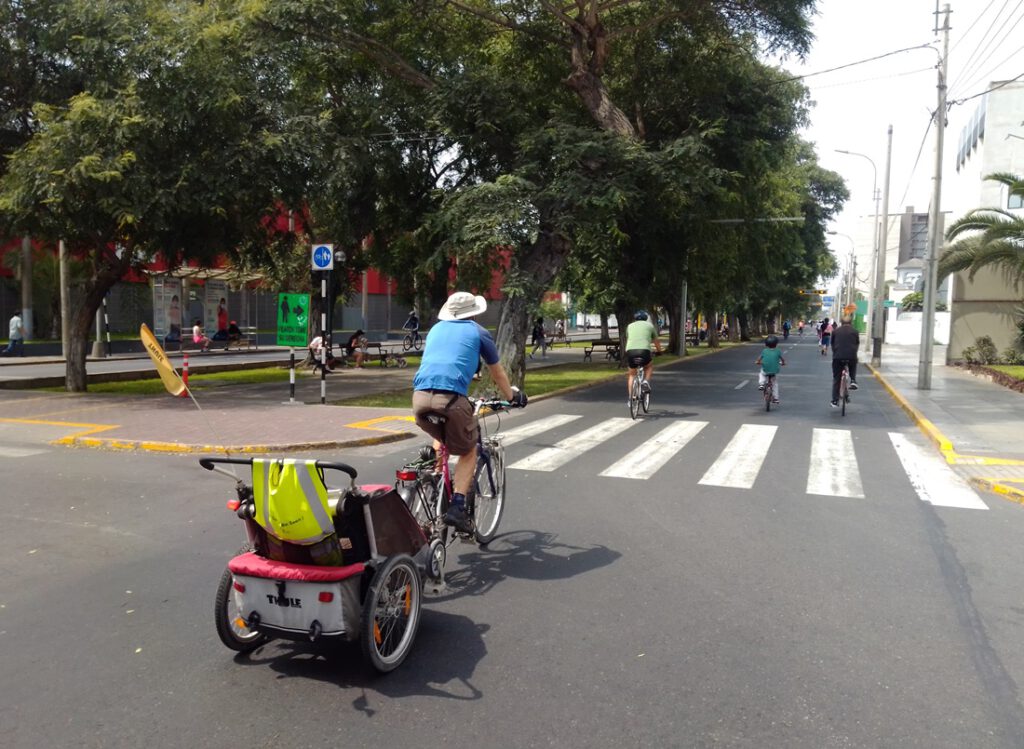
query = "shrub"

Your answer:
(1003, 347), (1023, 365)
(962, 345), (977, 364)
(974, 335), (998, 365)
